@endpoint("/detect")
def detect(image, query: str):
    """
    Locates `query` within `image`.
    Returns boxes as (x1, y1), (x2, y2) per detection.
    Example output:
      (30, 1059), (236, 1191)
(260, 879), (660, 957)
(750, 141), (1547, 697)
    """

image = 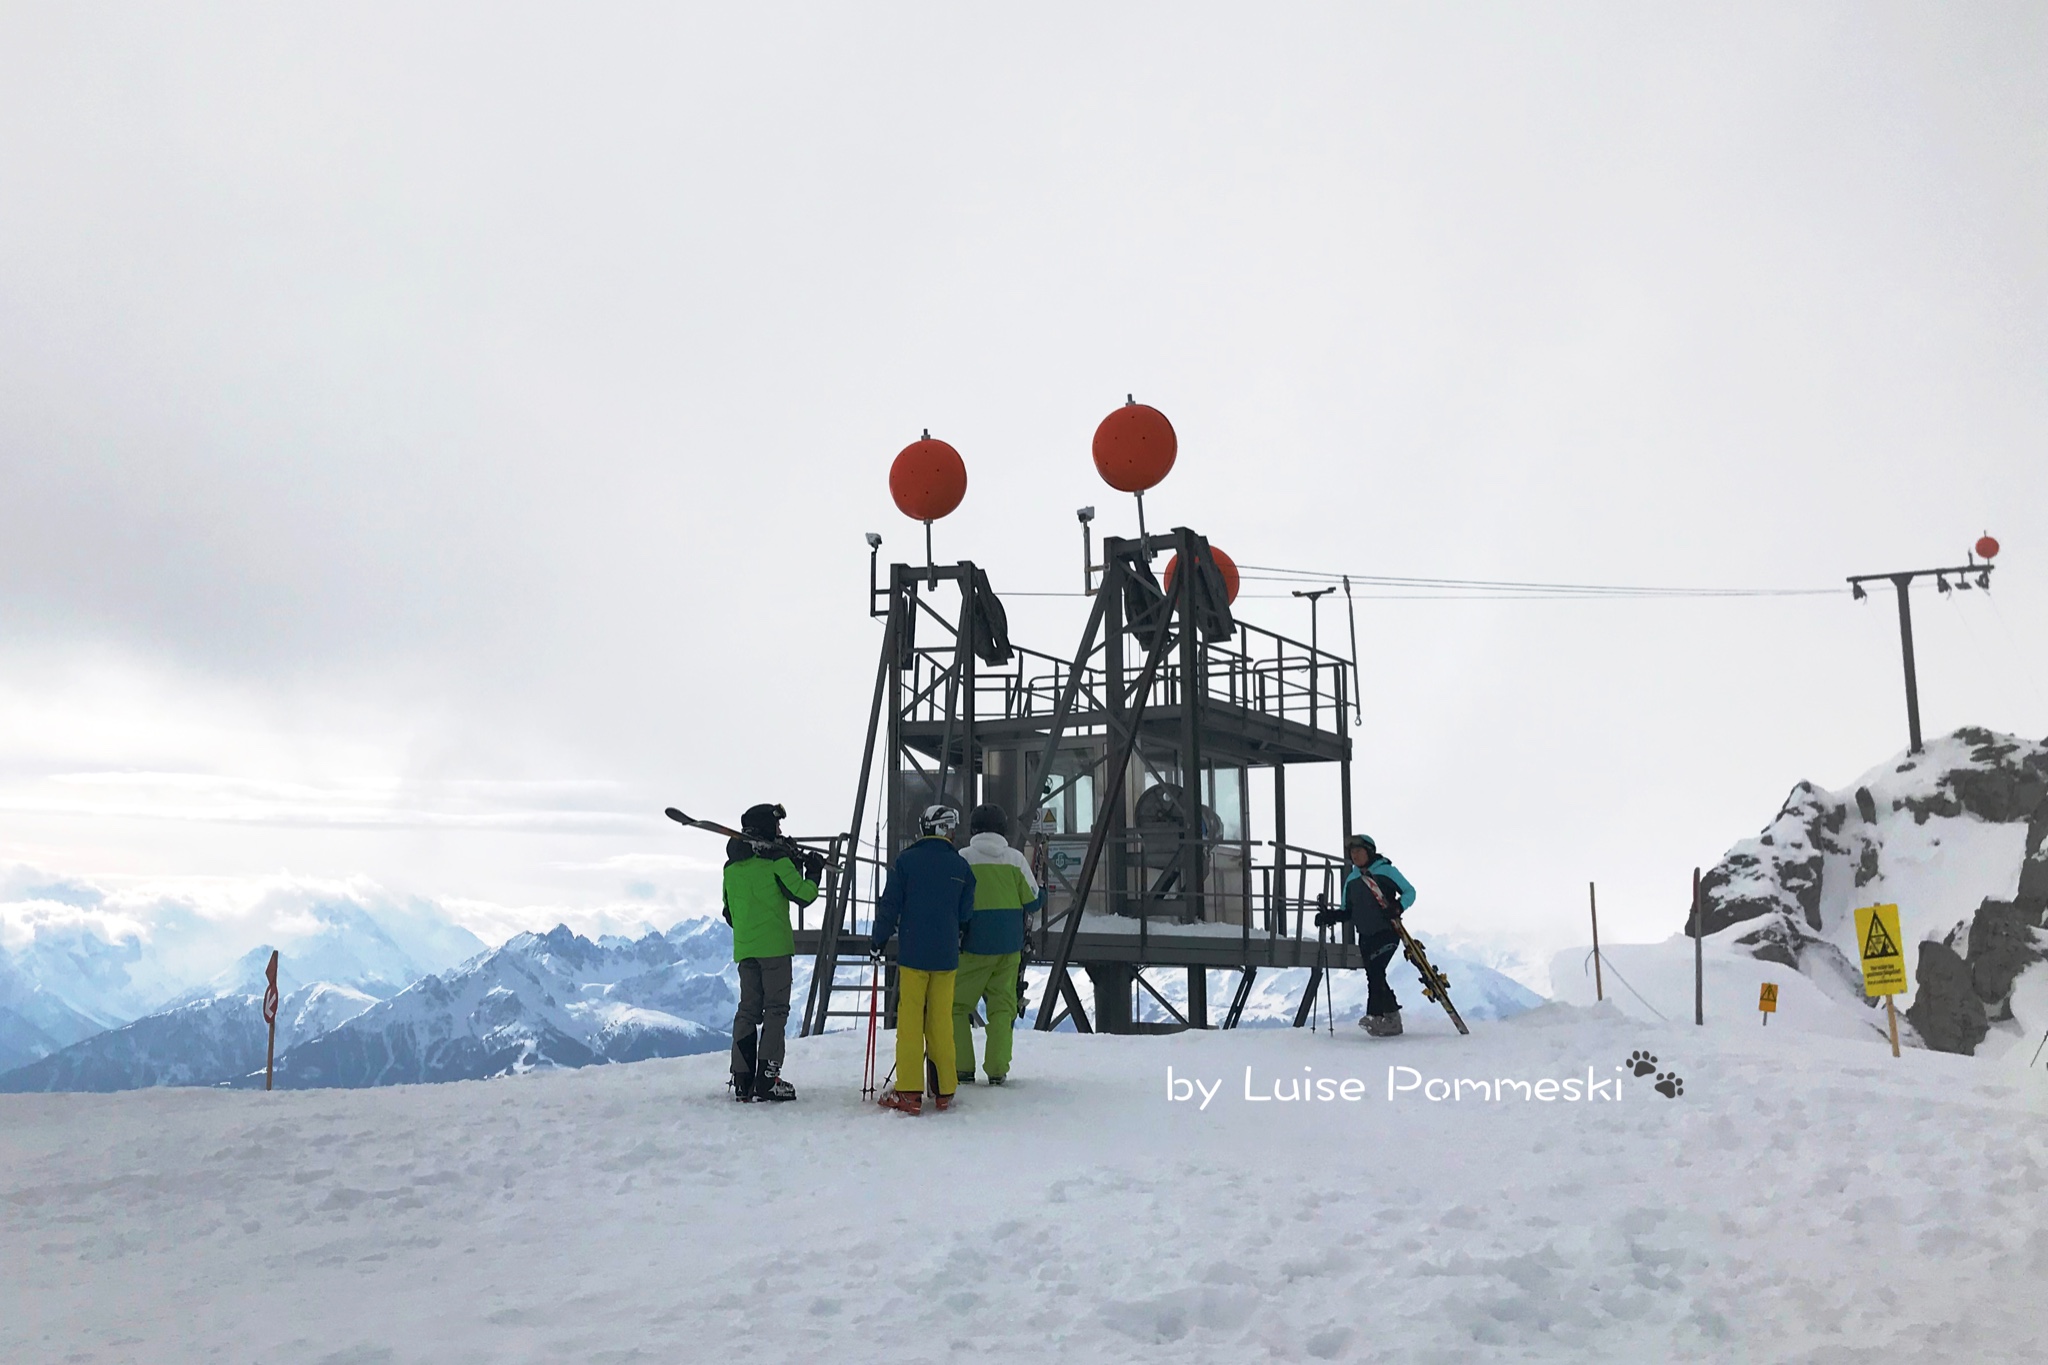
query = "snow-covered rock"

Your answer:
(1694, 726), (2048, 1054)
